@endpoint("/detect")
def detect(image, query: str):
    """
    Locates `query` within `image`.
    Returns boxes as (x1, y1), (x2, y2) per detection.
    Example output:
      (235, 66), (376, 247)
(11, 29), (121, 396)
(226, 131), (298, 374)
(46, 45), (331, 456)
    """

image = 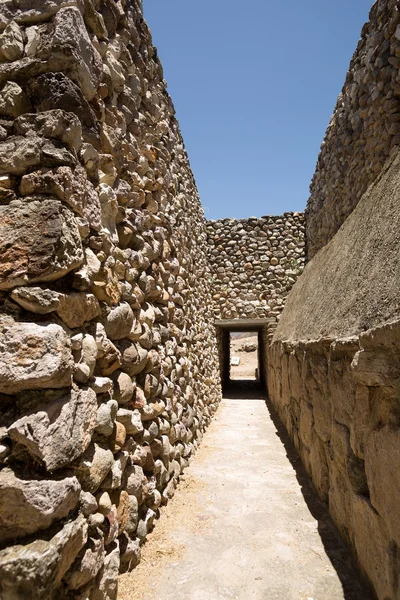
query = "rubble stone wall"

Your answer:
(306, 0), (400, 258)
(0, 1), (221, 598)
(206, 213), (306, 322)
(268, 148), (400, 599)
